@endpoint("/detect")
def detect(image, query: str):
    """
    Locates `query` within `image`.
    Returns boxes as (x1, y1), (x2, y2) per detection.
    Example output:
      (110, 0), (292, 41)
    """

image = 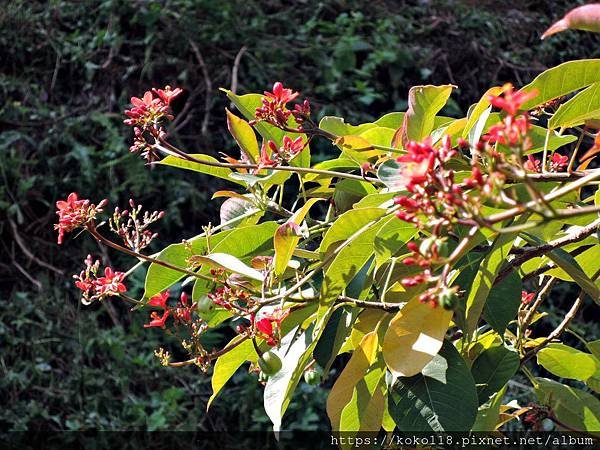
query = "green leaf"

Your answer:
(188, 252), (264, 281)
(388, 340), (479, 431)
(219, 197), (261, 229)
(327, 330), (380, 430)
(264, 326), (314, 431)
(472, 385), (507, 432)
(374, 112), (405, 129)
(156, 154), (245, 186)
(358, 126), (395, 147)
(395, 84), (454, 148)
(273, 198), (322, 276)
(191, 222), (278, 300)
(144, 230), (233, 299)
(587, 340), (600, 360)
(462, 86), (503, 139)
(208, 338), (257, 409)
(319, 207), (387, 254)
(523, 125), (578, 155)
(373, 217), (417, 268)
(319, 216), (391, 319)
(535, 377), (600, 431)
(377, 159), (404, 191)
(471, 345), (520, 405)
(226, 109), (259, 163)
(339, 362), (386, 436)
(223, 89), (310, 167)
(483, 271), (522, 335)
(313, 307), (356, 374)
(465, 227), (521, 337)
(523, 233), (600, 304)
(549, 82), (600, 129)
(319, 116), (377, 137)
(520, 59), (600, 110)
(537, 343), (598, 381)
